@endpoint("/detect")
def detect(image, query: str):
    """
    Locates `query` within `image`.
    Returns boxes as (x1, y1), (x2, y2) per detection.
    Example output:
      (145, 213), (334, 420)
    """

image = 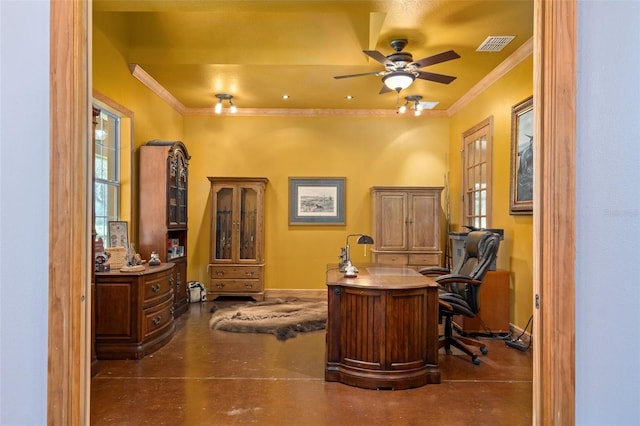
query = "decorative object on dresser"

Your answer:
(208, 177), (268, 301)
(139, 140), (190, 318)
(370, 186), (443, 269)
(209, 298), (327, 341)
(94, 263), (176, 359)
